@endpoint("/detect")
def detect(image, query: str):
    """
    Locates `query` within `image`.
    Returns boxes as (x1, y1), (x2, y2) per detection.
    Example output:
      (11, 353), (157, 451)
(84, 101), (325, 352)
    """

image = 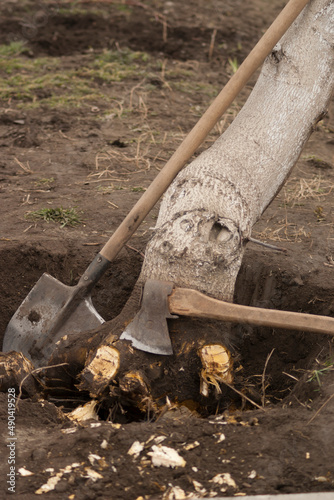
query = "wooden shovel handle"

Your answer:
(99, 0), (310, 263)
(169, 287), (334, 336)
